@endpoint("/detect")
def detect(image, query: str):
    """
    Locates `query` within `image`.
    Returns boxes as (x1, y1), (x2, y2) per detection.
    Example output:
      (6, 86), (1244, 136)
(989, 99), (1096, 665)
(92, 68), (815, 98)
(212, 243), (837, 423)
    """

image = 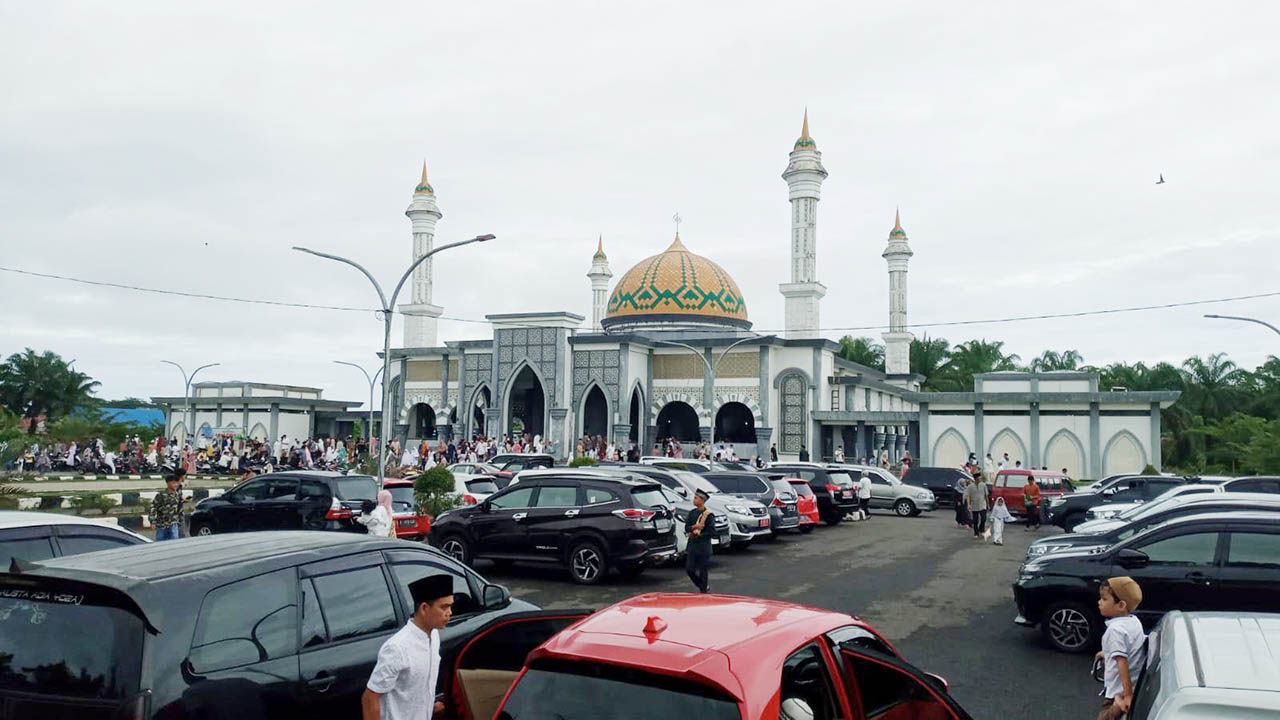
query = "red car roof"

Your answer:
(381, 479), (414, 487)
(527, 593), (886, 717)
